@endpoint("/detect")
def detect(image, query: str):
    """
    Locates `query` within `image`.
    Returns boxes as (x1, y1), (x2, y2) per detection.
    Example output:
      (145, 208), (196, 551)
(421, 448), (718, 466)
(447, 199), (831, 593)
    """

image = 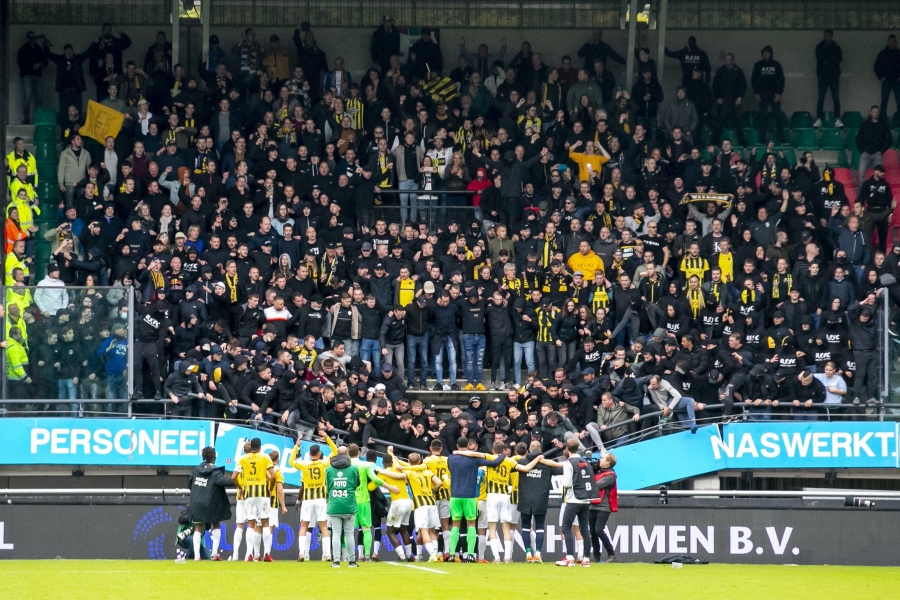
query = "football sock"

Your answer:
(466, 526), (477, 556)
(478, 534), (486, 560)
(192, 530), (202, 559)
(374, 540), (381, 556)
(449, 527), (460, 555)
(490, 538), (503, 560)
(575, 540), (584, 560)
(253, 528), (262, 558)
(232, 527), (244, 559)
(211, 528), (221, 556)
(442, 530), (451, 552)
(322, 536), (332, 559)
(504, 540), (513, 561)
(263, 528), (273, 556)
(298, 535), (307, 557)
